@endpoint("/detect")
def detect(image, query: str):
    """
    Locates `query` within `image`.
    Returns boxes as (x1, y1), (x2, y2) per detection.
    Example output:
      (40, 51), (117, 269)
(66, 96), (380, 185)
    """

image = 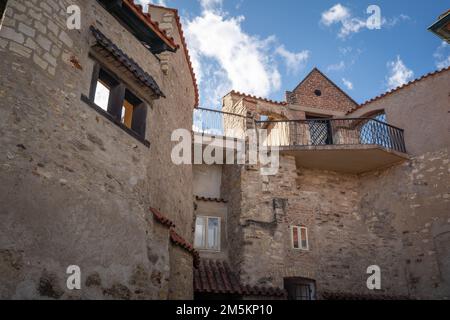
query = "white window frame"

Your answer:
(291, 226), (309, 251)
(194, 216), (221, 252)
